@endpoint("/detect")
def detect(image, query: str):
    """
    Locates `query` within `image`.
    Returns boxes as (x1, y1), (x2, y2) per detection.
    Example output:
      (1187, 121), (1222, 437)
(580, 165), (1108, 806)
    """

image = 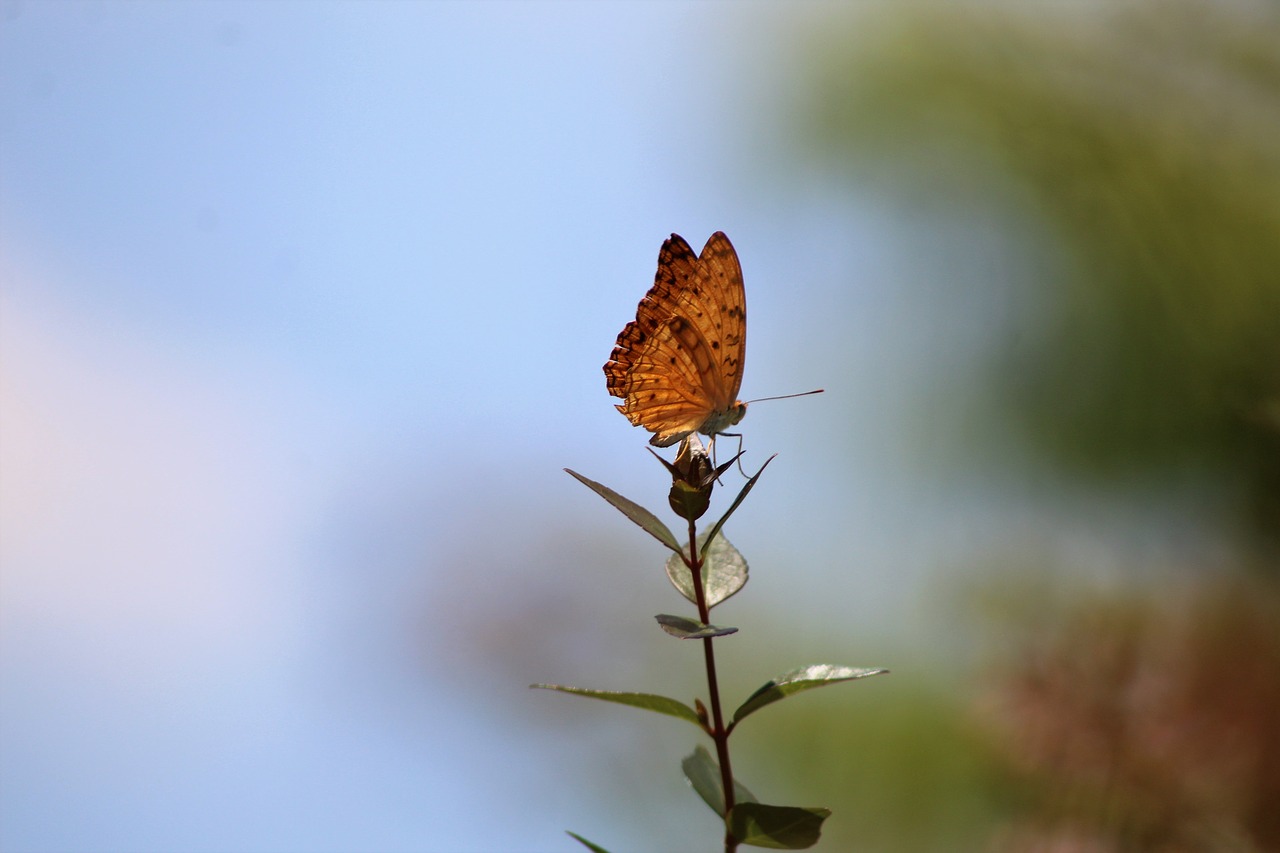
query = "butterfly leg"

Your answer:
(711, 433), (749, 479)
